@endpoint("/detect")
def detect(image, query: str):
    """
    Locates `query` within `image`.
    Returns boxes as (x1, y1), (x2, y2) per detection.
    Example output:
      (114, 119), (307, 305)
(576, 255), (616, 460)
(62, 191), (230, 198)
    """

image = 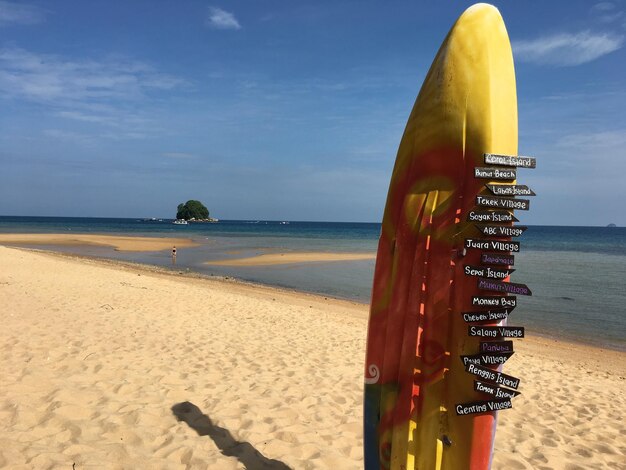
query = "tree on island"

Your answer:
(176, 200), (209, 220)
